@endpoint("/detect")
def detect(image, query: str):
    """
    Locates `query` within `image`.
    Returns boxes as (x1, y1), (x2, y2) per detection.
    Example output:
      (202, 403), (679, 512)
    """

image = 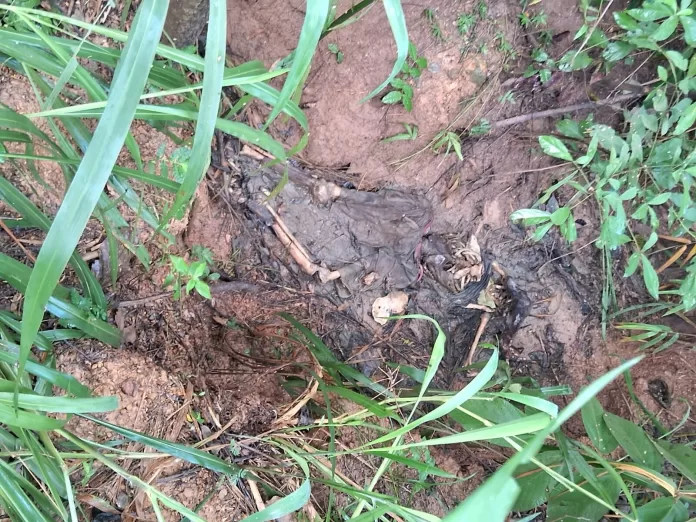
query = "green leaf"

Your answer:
(265, 0), (328, 126)
(556, 119), (584, 140)
(603, 41), (635, 62)
(510, 208), (551, 225)
(652, 15), (679, 40)
(637, 497), (688, 522)
(369, 451), (457, 478)
(546, 472), (620, 522)
(512, 451), (567, 511)
(81, 415), (243, 476)
(382, 90), (403, 104)
(19, 0), (167, 391)
(363, 0), (408, 100)
(665, 50), (688, 70)
(550, 207), (570, 225)
(654, 440), (696, 484)
(194, 281), (211, 299)
(681, 14), (696, 46)
(625, 252), (641, 277)
(581, 397), (618, 453)
(0, 393), (117, 413)
(642, 255), (660, 299)
(674, 102), (696, 135)
(539, 135), (573, 161)
(604, 412), (662, 468)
